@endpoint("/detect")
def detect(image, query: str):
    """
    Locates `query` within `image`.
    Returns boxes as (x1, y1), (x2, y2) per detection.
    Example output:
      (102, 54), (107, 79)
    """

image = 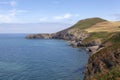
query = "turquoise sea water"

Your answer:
(0, 34), (89, 80)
